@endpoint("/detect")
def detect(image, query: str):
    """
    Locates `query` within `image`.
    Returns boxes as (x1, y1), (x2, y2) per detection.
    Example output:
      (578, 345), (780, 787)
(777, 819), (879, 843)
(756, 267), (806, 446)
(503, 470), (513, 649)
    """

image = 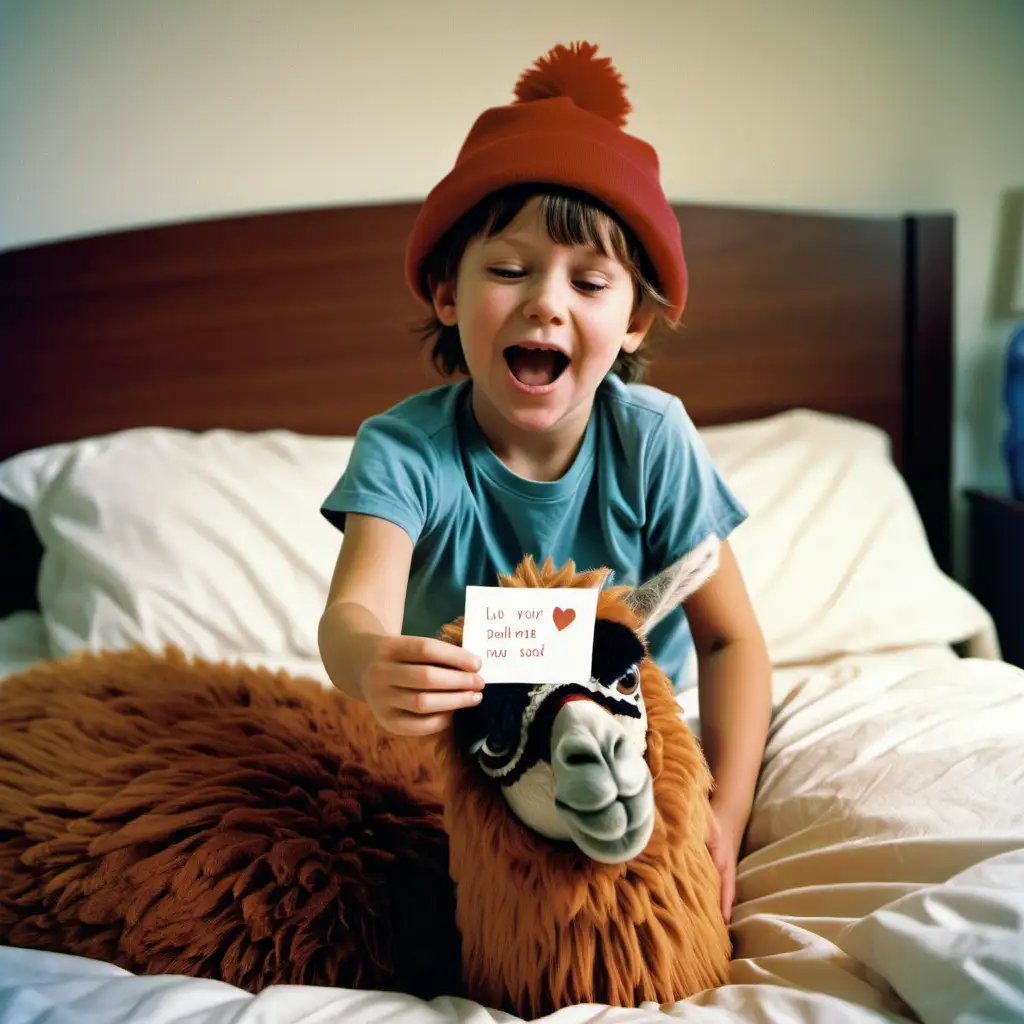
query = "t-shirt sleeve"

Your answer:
(645, 397), (747, 570)
(320, 413), (438, 543)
